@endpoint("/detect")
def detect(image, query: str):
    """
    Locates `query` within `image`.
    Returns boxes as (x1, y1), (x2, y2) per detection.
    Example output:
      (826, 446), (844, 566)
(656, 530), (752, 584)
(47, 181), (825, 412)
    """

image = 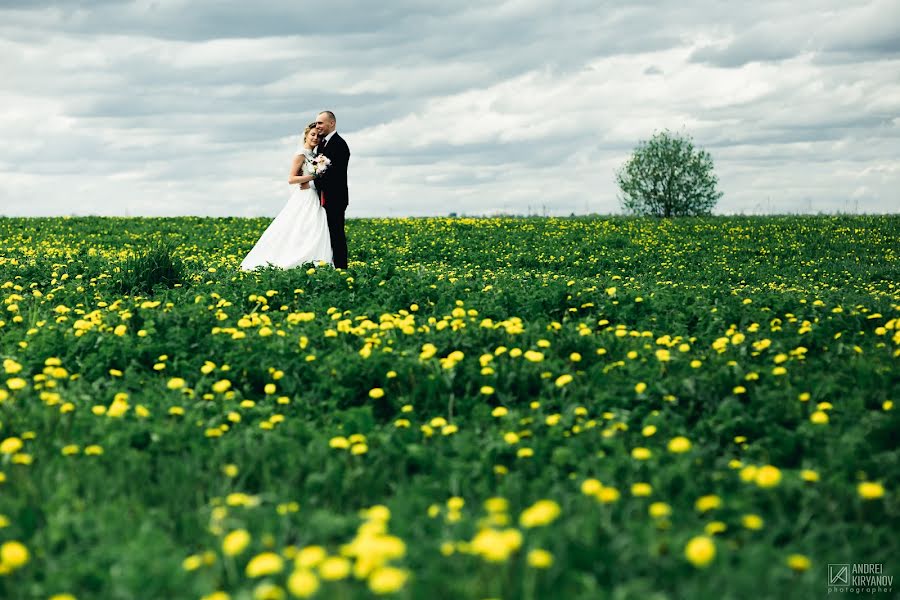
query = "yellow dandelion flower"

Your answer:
(631, 482), (653, 497)
(367, 566), (409, 594)
(597, 486), (620, 503)
(0, 437), (23, 454)
(519, 499), (561, 528)
(810, 411), (829, 424)
(294, 546), (327, 569)
(484, 497), (508, 513)
(555, 374), (573, 387)
(287, 570), (319, 598)
(350, 443), (368, 455)
(0, 540), (29, 569)
(470, 527), (522, 562)
(787, 554), (811, 572)
(6, 378), (26, 391)
(581, 479), (602, 495)
(251, 582), (283, 600)
(704, 521), (727, 535)
(667, 436), (692, 453)
(755, 465), (782, 488)
(801, 469), (819, 482)
(694, 495), (721, 513)
(245, 552), (284, 578)
(739, 465), (758, 482)
(318, 556), (351, 581)
(527, 549), (553, 569)
(524, 350), (545, 362)
(445, 497), (464, 512)
(329, 436), (350, 449)
(222, 529), (251, 556)
(684, 536), (716, 568)
(857, 481), (884, 500)
(741, 514), (764, 530)
(631, 447), (652, 460)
